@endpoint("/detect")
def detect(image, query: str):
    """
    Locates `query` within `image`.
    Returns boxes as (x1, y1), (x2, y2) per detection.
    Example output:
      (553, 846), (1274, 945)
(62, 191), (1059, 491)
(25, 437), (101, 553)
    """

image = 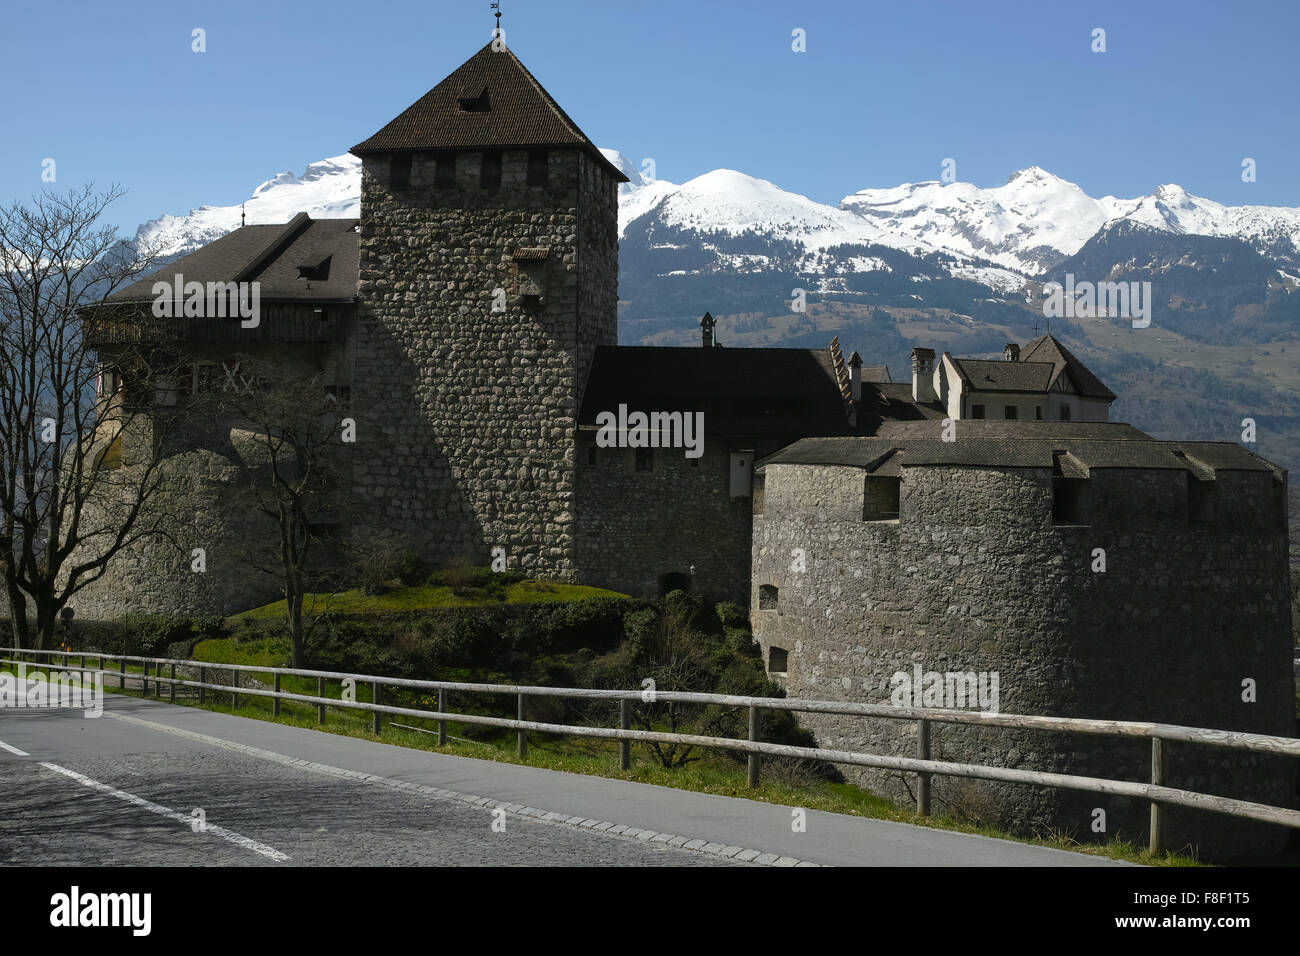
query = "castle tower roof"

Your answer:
(350, 41), (628, 182)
